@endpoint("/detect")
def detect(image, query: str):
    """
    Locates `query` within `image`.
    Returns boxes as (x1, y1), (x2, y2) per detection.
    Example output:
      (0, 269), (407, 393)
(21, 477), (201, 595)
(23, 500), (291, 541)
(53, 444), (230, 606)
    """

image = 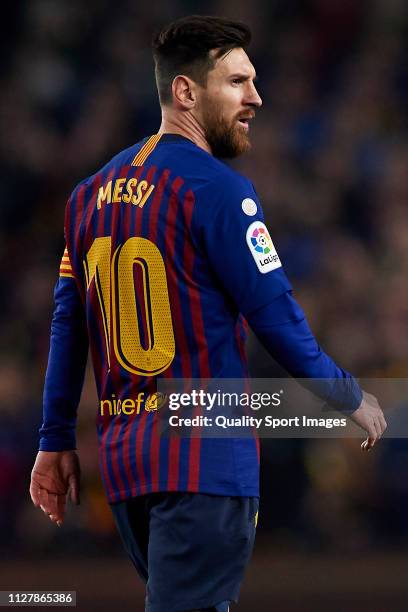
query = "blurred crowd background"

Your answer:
(1, 0), (408, 597)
